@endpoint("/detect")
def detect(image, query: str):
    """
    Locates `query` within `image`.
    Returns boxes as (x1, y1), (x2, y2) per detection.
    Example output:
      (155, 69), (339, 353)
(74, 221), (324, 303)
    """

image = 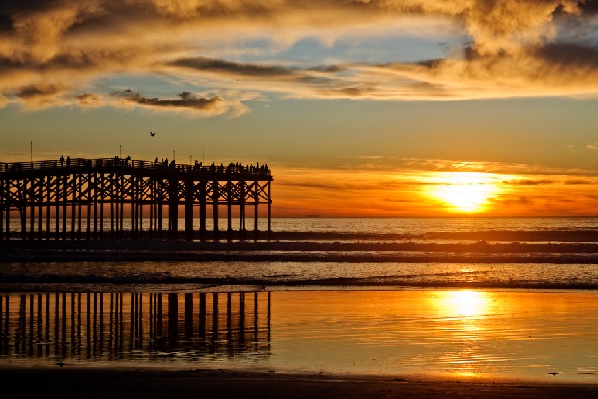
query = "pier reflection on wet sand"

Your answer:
(0, 291), (271, 366)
